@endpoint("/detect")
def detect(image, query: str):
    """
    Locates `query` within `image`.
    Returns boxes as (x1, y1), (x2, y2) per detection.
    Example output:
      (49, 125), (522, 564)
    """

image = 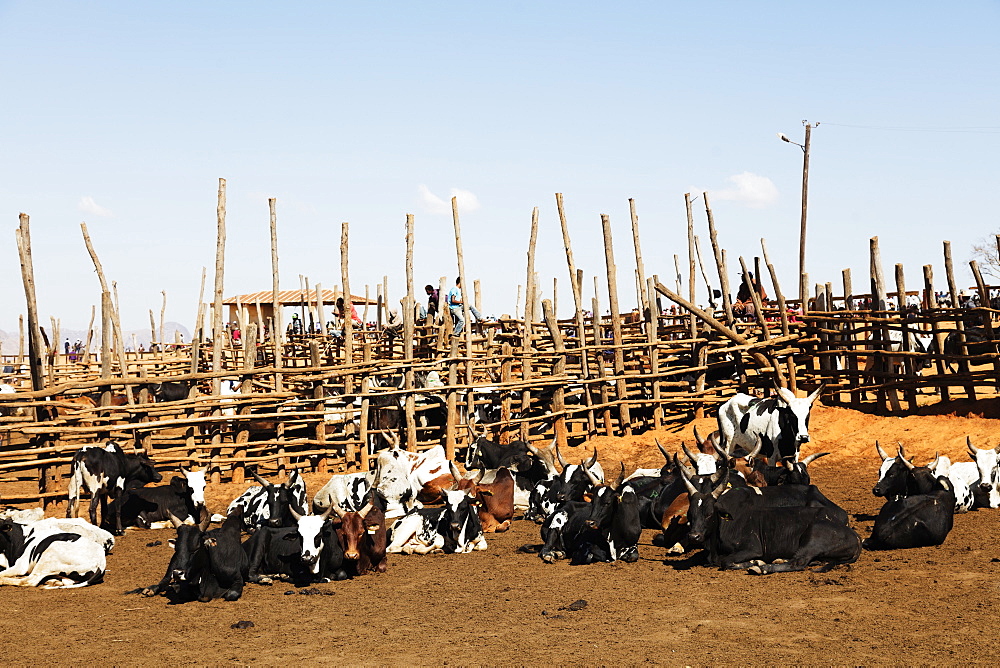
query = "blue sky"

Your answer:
(1, 1), (998, 332)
